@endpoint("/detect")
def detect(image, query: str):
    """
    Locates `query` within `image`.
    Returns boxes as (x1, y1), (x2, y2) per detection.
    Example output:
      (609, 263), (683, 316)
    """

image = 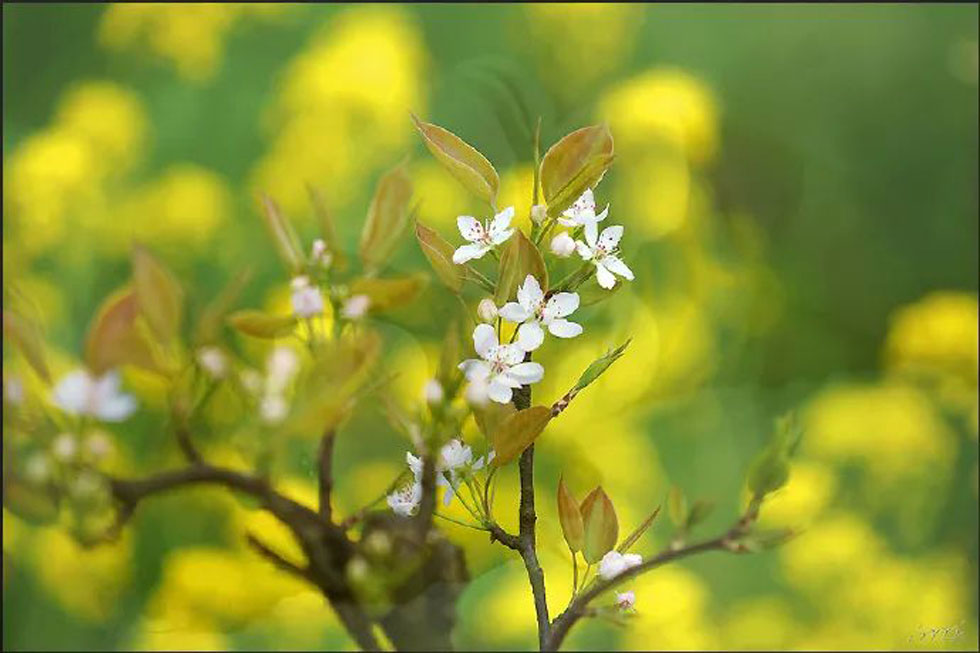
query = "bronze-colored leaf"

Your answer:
(85, 287), (162, 375)
(227, 310), (297, 339)
(194, 267), (252, 346)
(2, 311), (51, 383)
(495, 230), (547, 305)
(360, 161), (414, 271)
(491, 405), (551, 466)
(412, 114), (499, 205)
(349, 275), (426, 313)
(472, 400), (516, 441)
(540, 124), (615, 217)
(260, 195), (304, 273)
(132, 244), (184, 344)
(581, 486), (618, 564)
(415, 220), (464, 292)
(306, 184), (347, 269)
(557, 476), (585, 552)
